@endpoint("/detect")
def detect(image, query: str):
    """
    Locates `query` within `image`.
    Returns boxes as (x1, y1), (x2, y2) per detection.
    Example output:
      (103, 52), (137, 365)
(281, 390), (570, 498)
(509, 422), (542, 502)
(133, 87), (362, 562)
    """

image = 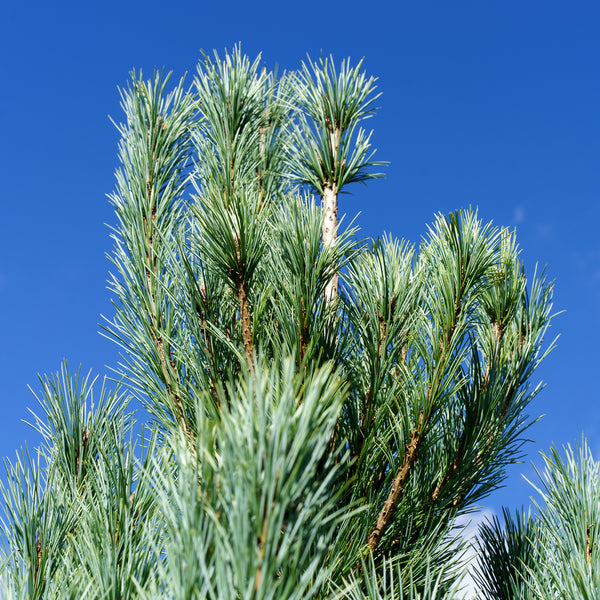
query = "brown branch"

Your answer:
(73, 426), (91, 484)
(378, 312), (387, 363)
(237, 278), (254, 370)
(35, 533), (42, 568)
(231, 232), (254, 371)
(367, 411), (424, 552)
(255, 517), (268, 591)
